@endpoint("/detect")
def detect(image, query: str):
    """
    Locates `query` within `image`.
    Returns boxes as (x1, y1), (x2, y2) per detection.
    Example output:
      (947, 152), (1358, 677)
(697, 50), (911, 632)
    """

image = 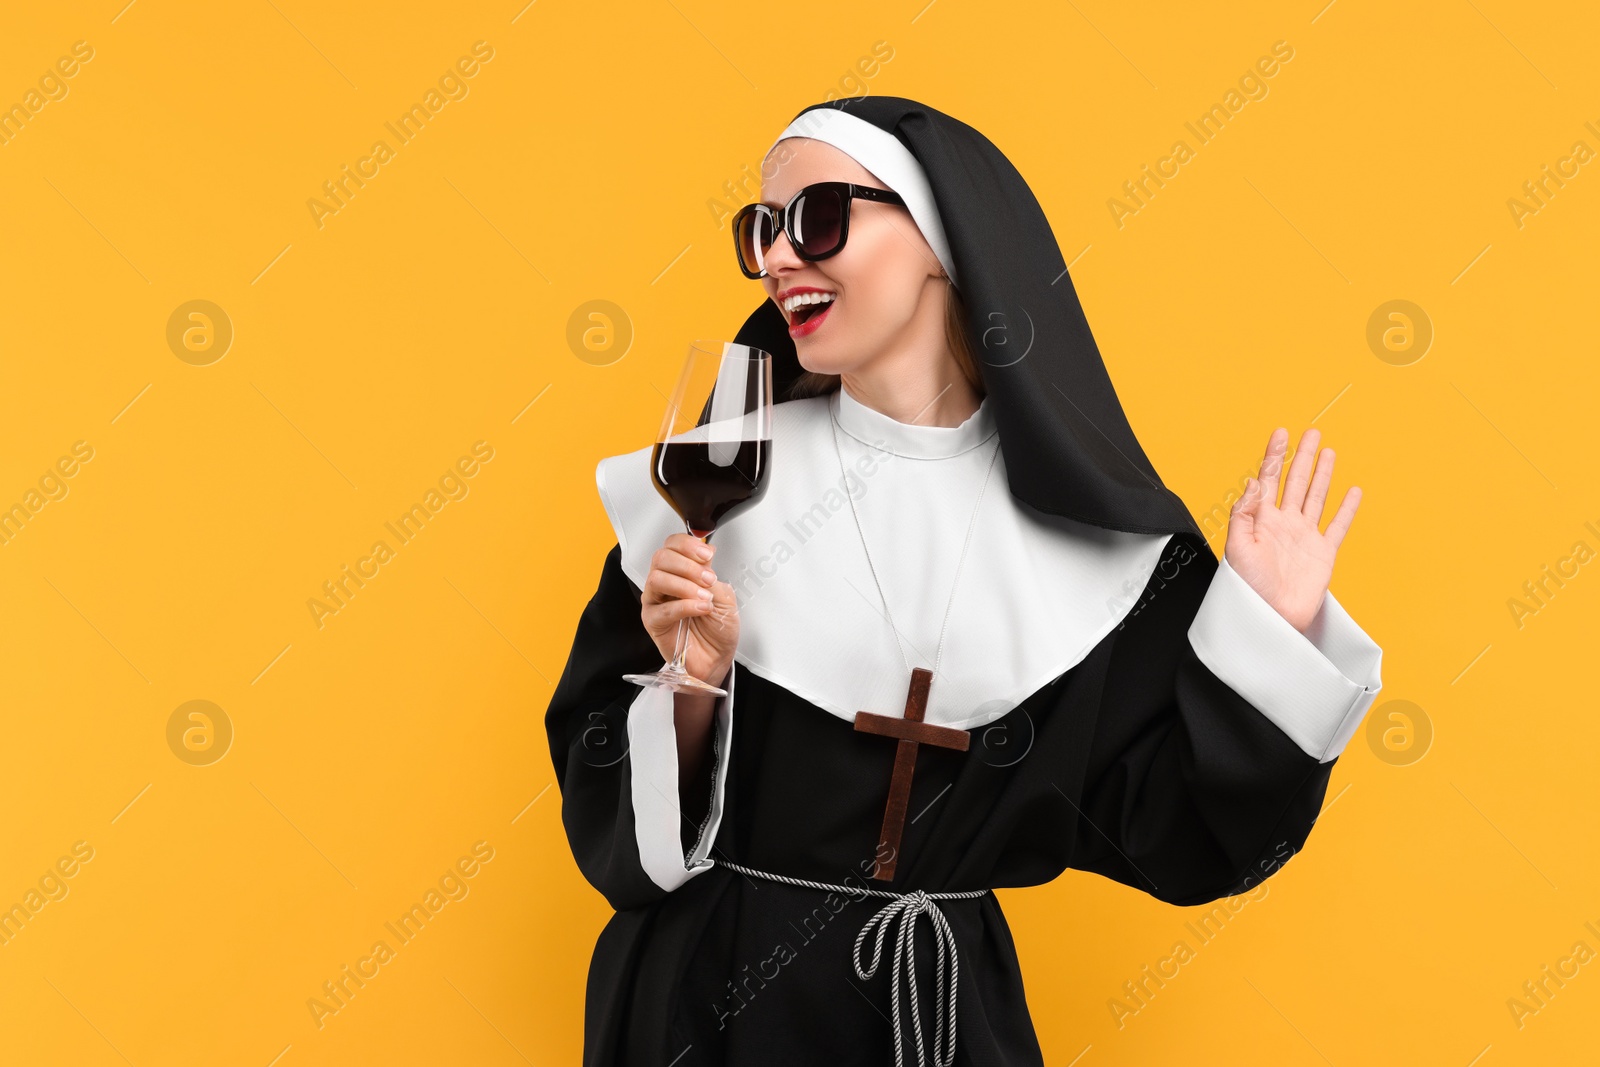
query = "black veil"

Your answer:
(731, 96), (1206, 543)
